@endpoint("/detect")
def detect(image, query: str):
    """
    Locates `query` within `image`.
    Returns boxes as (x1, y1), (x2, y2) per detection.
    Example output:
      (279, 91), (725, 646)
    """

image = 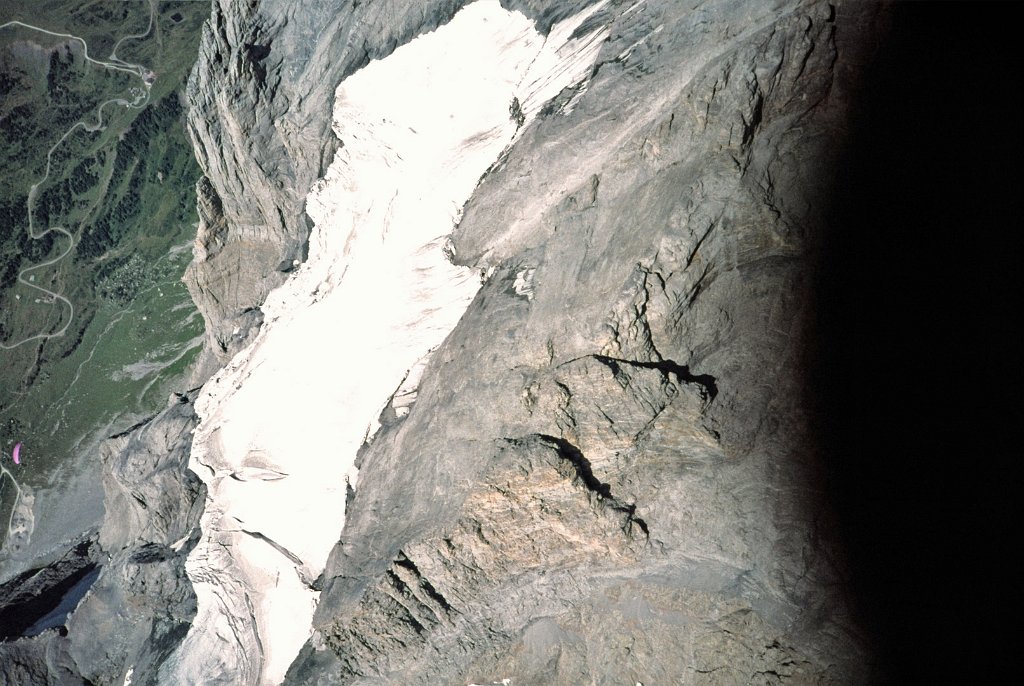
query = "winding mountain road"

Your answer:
(0, 10), (154, 350)
(0, 6), (156, 550)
